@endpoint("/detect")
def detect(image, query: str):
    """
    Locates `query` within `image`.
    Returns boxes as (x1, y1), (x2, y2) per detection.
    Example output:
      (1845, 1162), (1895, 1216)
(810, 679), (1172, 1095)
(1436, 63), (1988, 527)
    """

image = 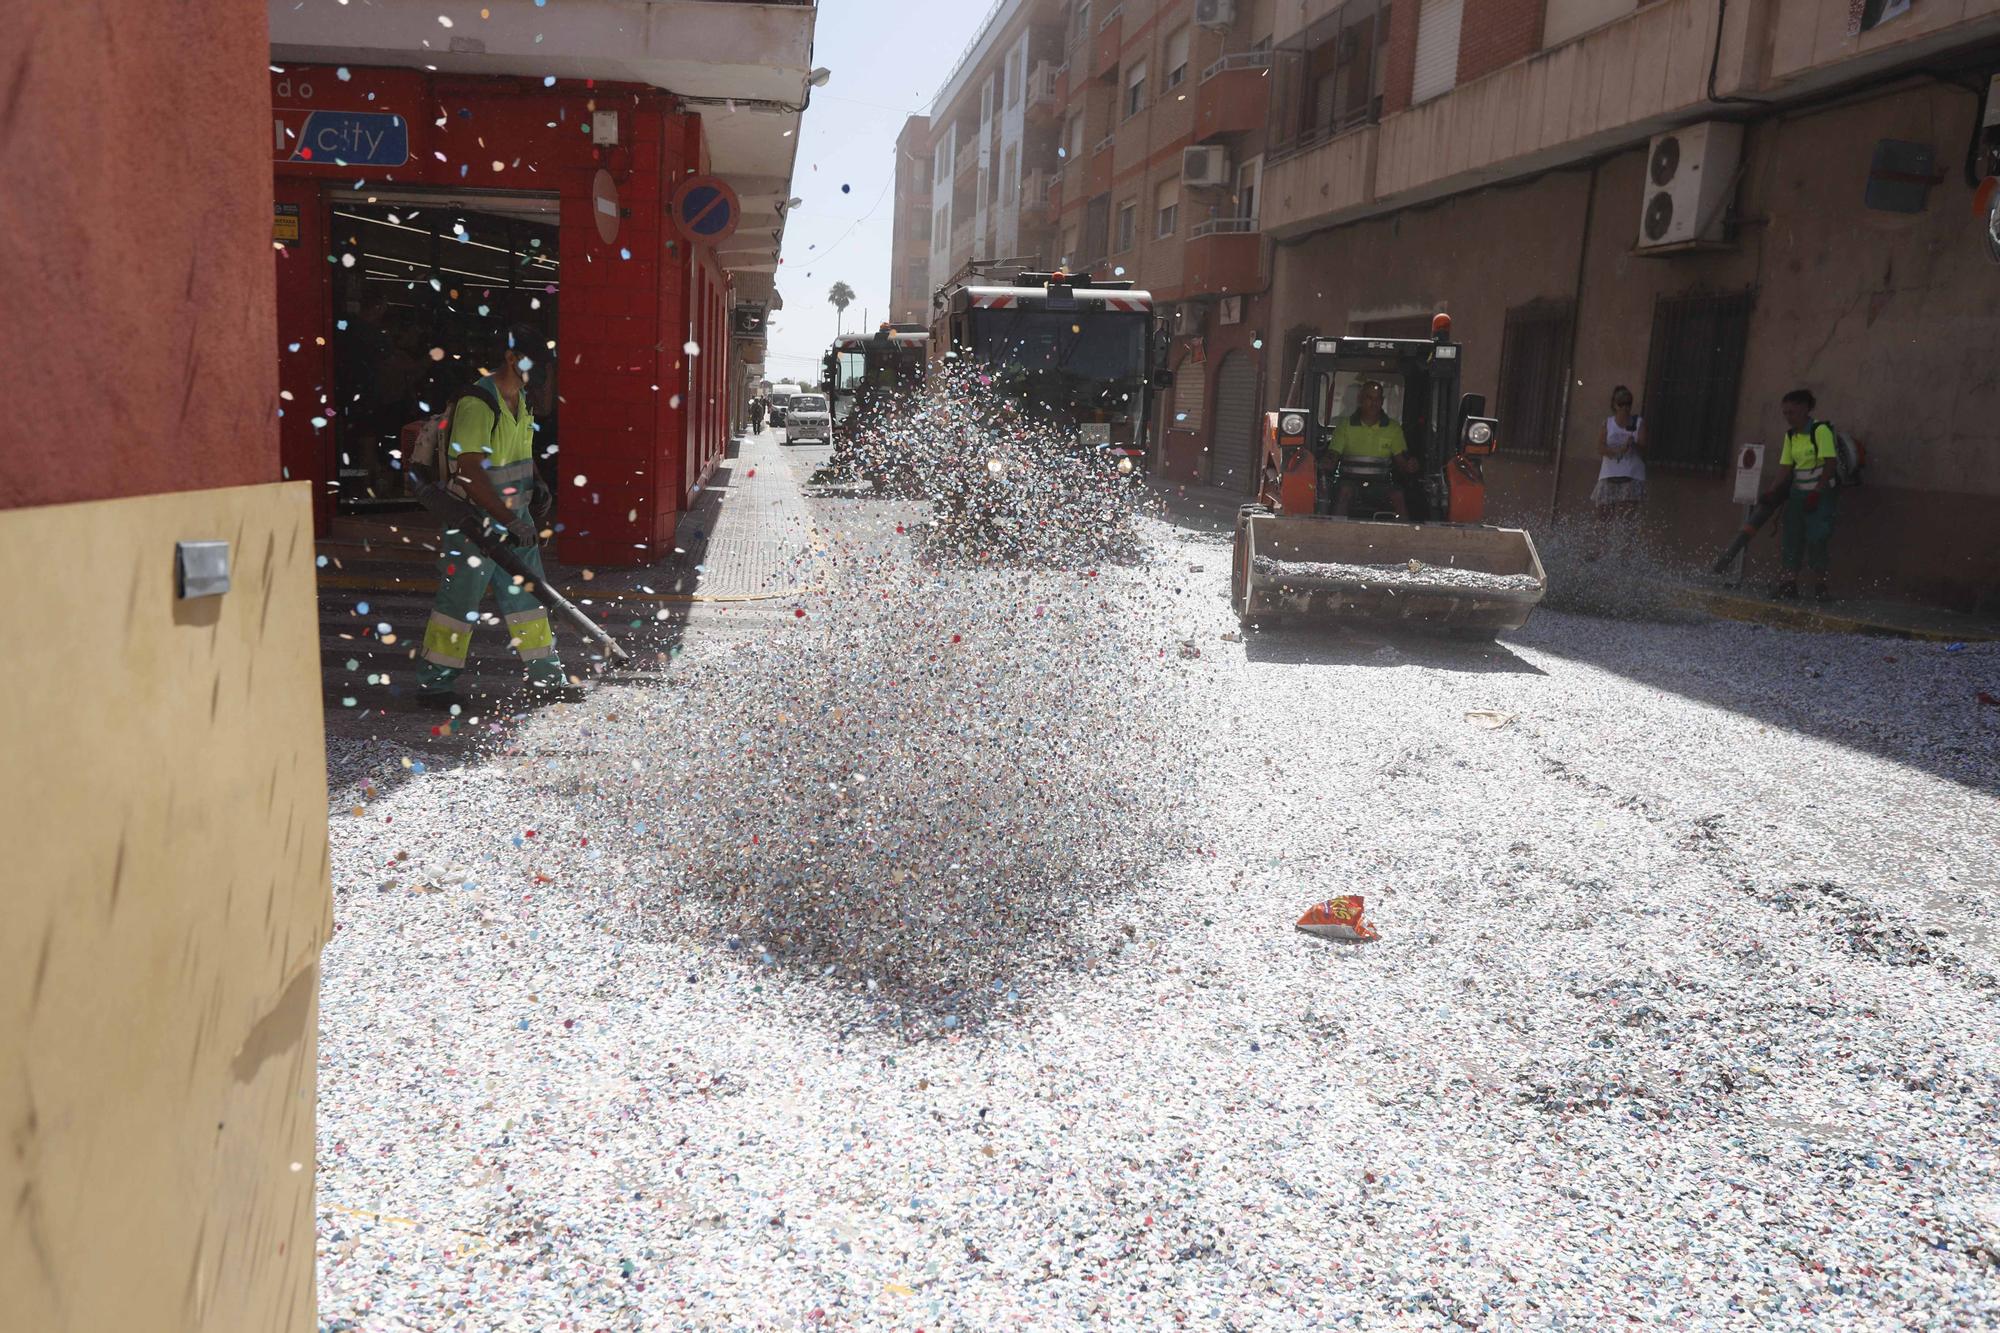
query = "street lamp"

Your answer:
(808, 67), (832, 88)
